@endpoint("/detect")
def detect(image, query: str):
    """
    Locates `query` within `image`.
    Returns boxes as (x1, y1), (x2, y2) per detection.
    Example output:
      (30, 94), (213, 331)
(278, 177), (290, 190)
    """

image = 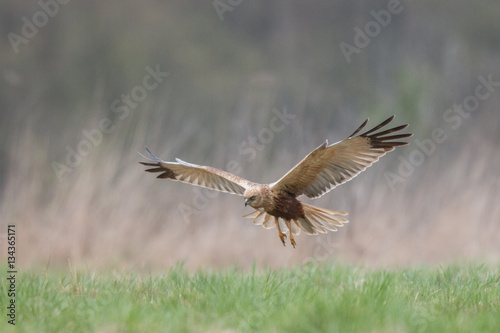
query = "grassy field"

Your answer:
(1, 263), (499, 332)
